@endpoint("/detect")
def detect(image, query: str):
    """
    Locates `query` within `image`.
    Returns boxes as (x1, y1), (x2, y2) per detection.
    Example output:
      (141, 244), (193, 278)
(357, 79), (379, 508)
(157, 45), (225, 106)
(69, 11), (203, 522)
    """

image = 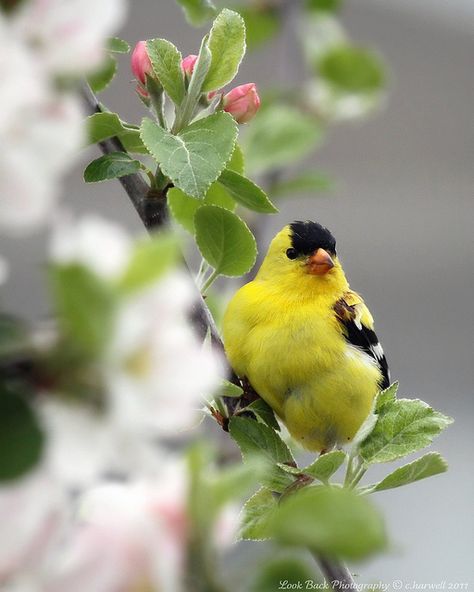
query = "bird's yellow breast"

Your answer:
(223, 280), (381, 451)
